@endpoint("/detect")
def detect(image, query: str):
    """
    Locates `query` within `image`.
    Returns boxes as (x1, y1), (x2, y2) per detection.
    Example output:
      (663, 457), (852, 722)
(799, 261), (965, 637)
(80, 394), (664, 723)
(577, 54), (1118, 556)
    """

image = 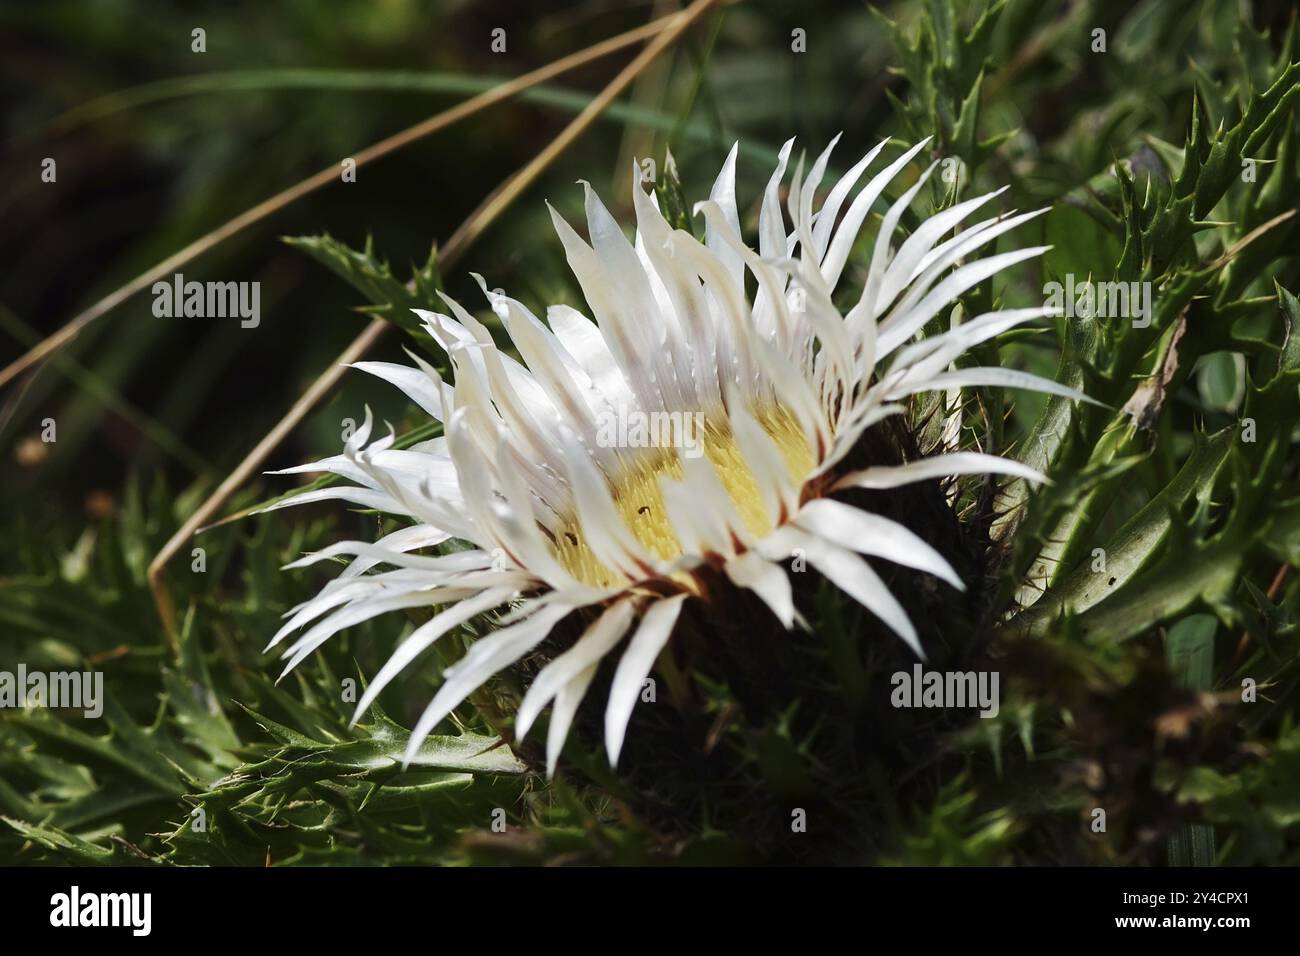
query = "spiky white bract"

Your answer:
(266, 136), (1089, 776)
